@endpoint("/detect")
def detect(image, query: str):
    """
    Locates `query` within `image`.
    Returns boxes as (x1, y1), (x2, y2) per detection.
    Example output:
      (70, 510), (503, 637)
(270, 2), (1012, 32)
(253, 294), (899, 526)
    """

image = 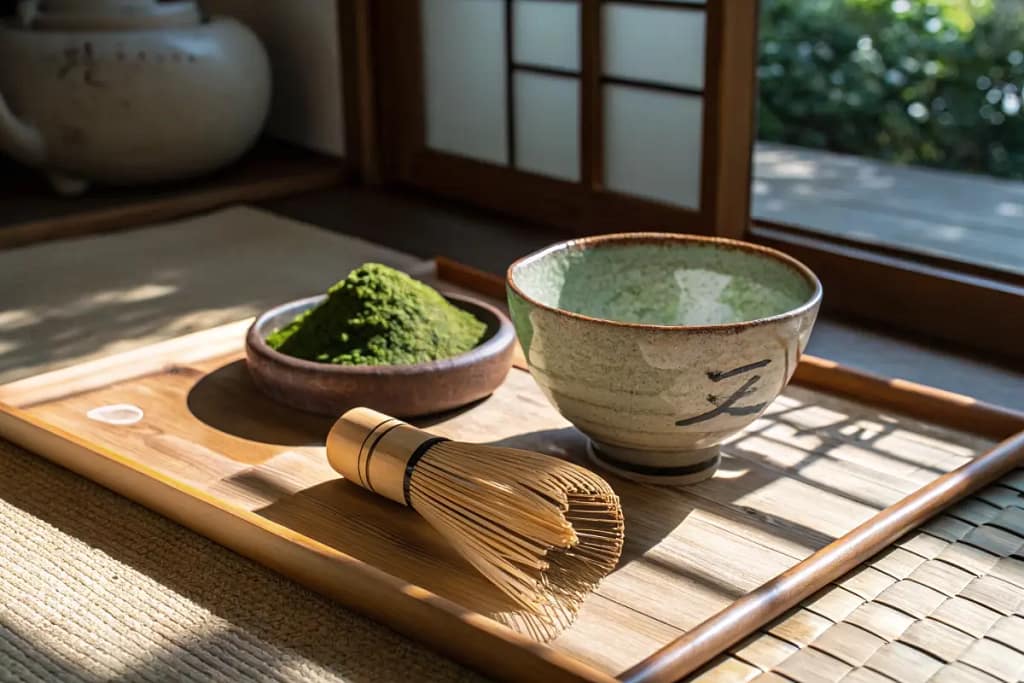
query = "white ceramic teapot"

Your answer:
(0, 0), (271, 194)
